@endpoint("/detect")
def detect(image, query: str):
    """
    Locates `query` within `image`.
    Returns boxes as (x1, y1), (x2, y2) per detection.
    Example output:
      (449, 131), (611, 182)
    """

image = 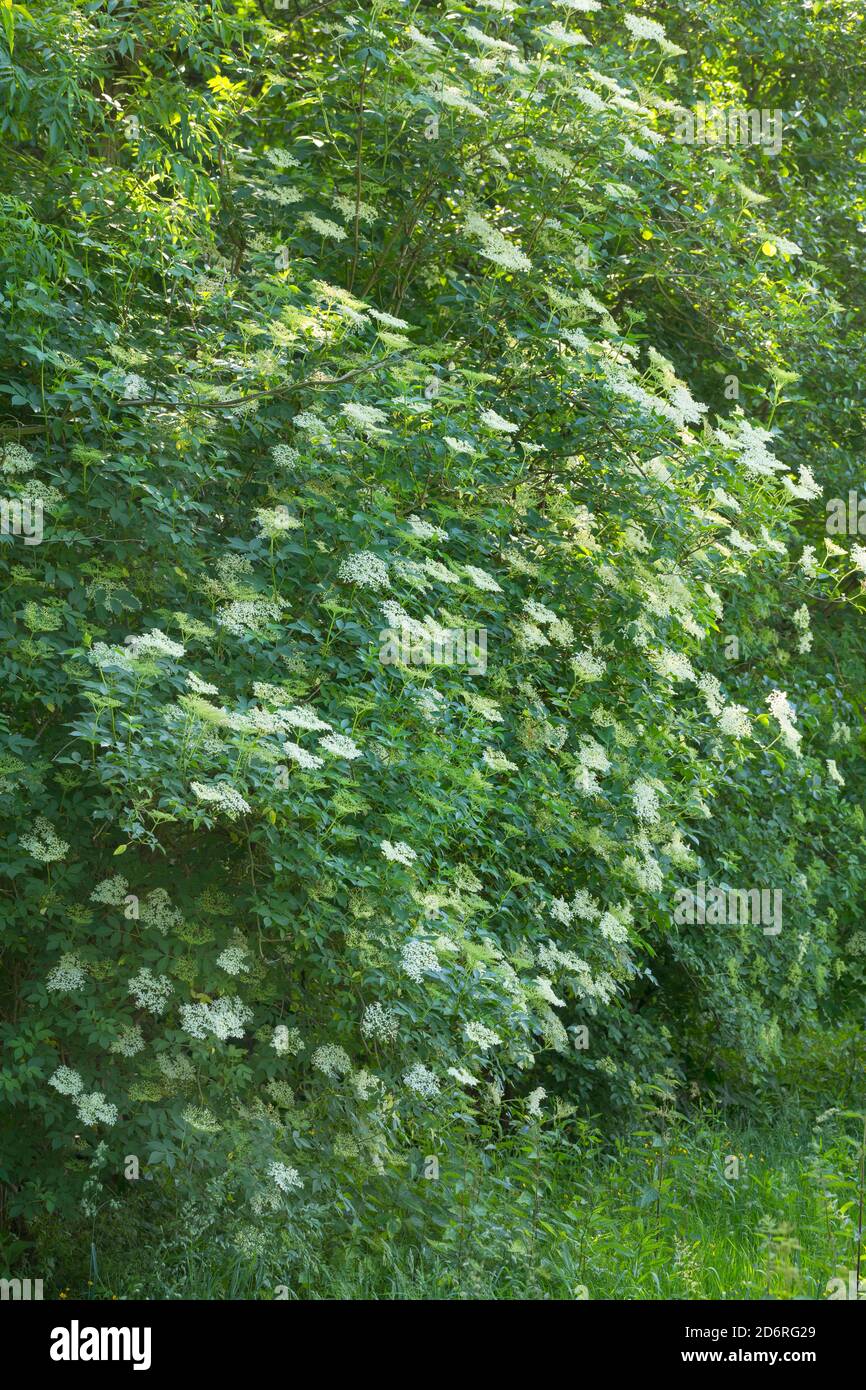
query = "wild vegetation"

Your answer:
(1, 0), (864, 1299)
